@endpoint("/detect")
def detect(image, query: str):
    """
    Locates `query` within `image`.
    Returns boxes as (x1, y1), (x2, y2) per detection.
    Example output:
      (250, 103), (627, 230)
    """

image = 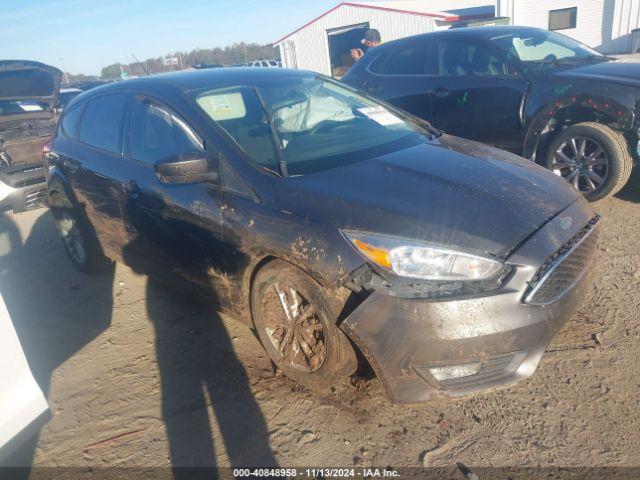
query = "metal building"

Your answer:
(274, 1), (495, 77)
(496, 0), (640, 53)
